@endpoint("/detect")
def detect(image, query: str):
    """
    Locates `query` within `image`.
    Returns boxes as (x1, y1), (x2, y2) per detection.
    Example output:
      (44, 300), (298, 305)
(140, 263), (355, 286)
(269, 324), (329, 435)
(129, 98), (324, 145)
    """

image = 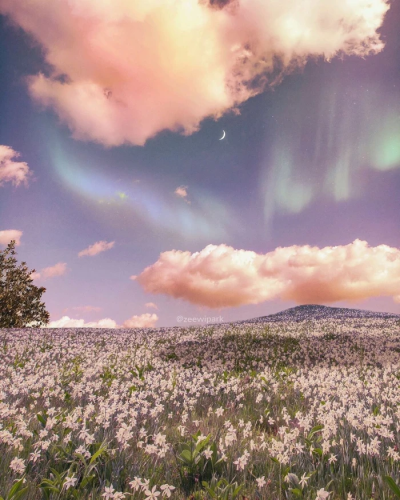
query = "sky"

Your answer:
(0, 0), (399, 328)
